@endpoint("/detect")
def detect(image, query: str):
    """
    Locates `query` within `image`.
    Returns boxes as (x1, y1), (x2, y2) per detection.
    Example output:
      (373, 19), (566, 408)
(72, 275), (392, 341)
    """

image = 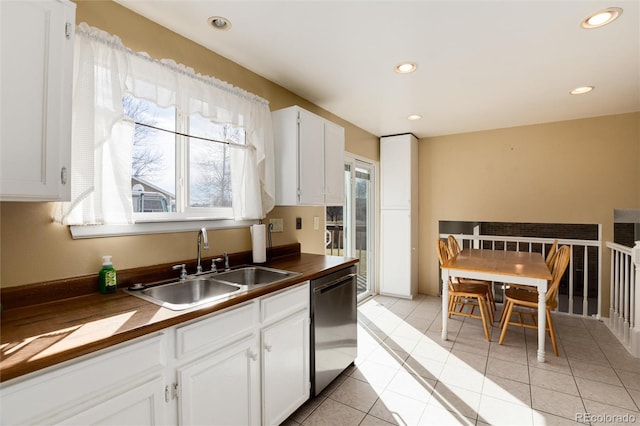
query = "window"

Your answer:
(188, 112), (244, 210)
(55, 23), (276, 236)
(126, 96), (176, 213)
(124, 96), (246, 221)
